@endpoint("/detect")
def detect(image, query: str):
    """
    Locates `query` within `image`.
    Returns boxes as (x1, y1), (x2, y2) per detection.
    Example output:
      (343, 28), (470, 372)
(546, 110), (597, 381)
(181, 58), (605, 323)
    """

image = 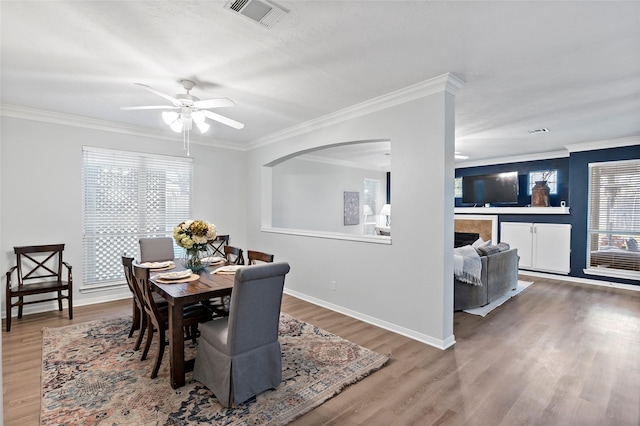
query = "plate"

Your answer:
(212, 265), (243, 275)
(202, 256), (226, 264)
(140, 261), (174, 269)
(157, 270), (192, 280)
